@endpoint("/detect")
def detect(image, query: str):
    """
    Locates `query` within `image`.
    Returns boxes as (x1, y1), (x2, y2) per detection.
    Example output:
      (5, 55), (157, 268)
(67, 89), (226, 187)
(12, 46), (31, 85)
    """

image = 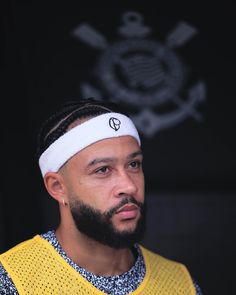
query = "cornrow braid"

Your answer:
(37, 98), (127, 159)
(37, 102), (84, 149)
